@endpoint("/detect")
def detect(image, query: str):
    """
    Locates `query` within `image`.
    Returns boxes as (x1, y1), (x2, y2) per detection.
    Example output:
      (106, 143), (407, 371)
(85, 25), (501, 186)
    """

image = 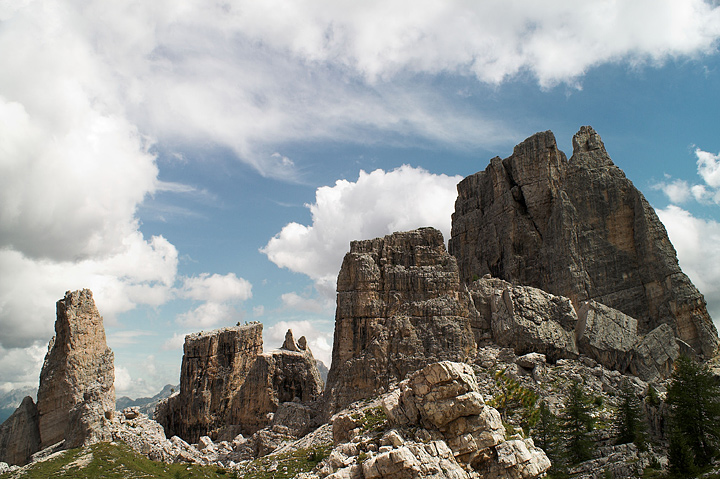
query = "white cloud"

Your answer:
(654, 179), (692, 204)
(161, 333), (187, 352)
(253, 305), (265, 317)
(656, 148), (720, 206)
(657, 205), (720, 321)
(176, 302), (244, 329)
(266, 320), (333, 367)
(697, 149), (720, 188)
(262, 165), (461, 296)
(281, 292), (333, 315)
(0, 344), (45, 392)
(180, 273), (252, 303)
